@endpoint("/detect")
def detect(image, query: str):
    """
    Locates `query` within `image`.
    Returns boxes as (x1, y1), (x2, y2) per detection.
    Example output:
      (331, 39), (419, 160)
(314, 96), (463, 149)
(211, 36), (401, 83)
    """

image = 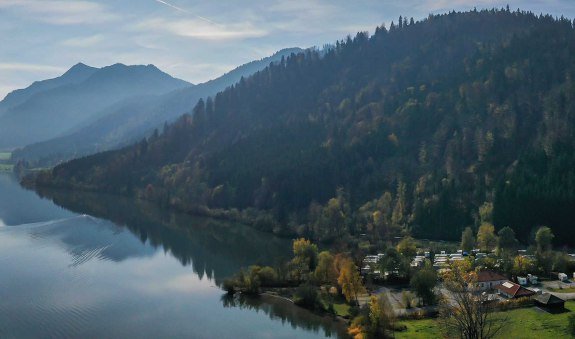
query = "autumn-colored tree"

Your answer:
(314, 251), (338, 285)
(291, 238), (319, 281)
(439, 262), (506, 339)
(368, 295), (395, 338)
(512, 255), (536, 276)
(477, 223), (497, 252)
(338, 258), (366, 304)
(347, 315), (369, 339)
(257, 266), (278, 285)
